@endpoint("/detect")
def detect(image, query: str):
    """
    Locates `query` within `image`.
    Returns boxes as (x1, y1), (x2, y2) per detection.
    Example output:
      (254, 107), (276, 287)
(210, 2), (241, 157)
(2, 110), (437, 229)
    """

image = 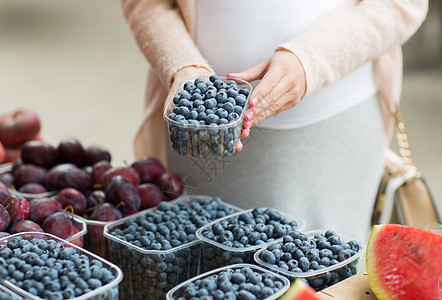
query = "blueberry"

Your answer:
(213, 79), (225, 89)
(206, 114), (220, 125)
(237, 290), (256, 300)
(178, 90), (191, 100)
(231, 272), (246, 284)
(227, 88), (239, 98)
(259, 287), (274, 298)
(174, 114), (186, 123)
(216, 108), (228, 119)
(235, 94), (247, 106)
(299, 256), (310, 272)
(239, 88), (250, 96)
(191, 93), (203, 101)
(205, 89), (217, 99)
(216, 91), (228, 103)
(209, 75), (220, 82)
(204, 99), (217, 109)
(189, 110), (199, 120)
(197, 111), (207, 121)
(222, 102), (234, 113)
(337, 249), (352, 262)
